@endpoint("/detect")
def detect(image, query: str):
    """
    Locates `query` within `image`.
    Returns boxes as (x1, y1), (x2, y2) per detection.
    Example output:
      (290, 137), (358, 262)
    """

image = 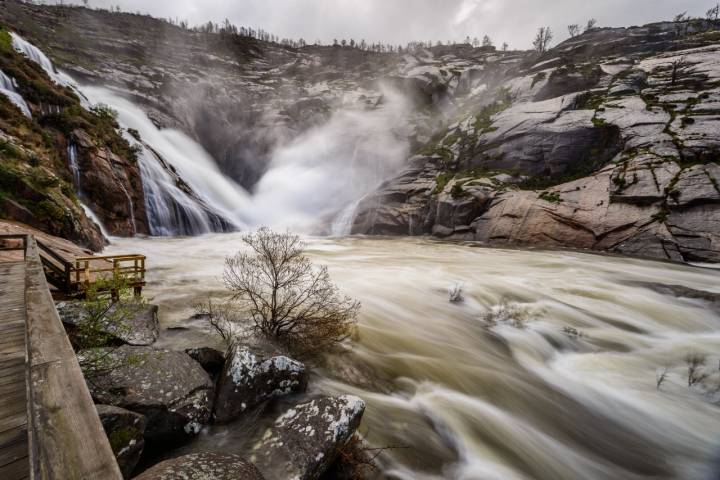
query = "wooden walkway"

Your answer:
(0, 261), (29, 480)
